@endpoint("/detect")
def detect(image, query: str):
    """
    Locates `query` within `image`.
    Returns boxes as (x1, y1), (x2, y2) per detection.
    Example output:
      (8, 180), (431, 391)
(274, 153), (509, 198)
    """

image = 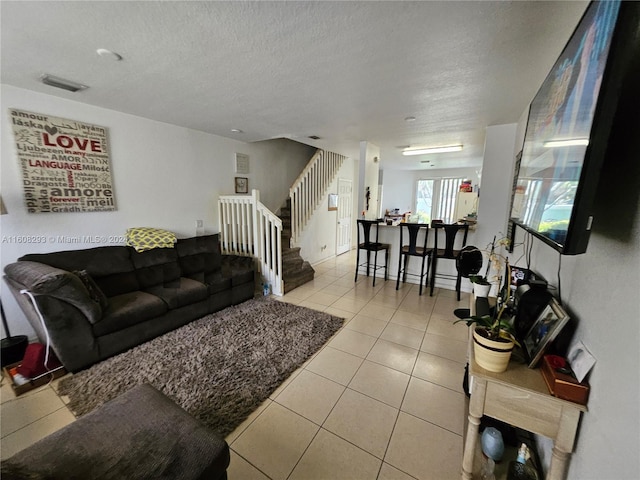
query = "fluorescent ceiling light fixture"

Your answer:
(40, 74), (88, 92)
(543, 139), (589, 148)
(402, 145), (463, 156)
